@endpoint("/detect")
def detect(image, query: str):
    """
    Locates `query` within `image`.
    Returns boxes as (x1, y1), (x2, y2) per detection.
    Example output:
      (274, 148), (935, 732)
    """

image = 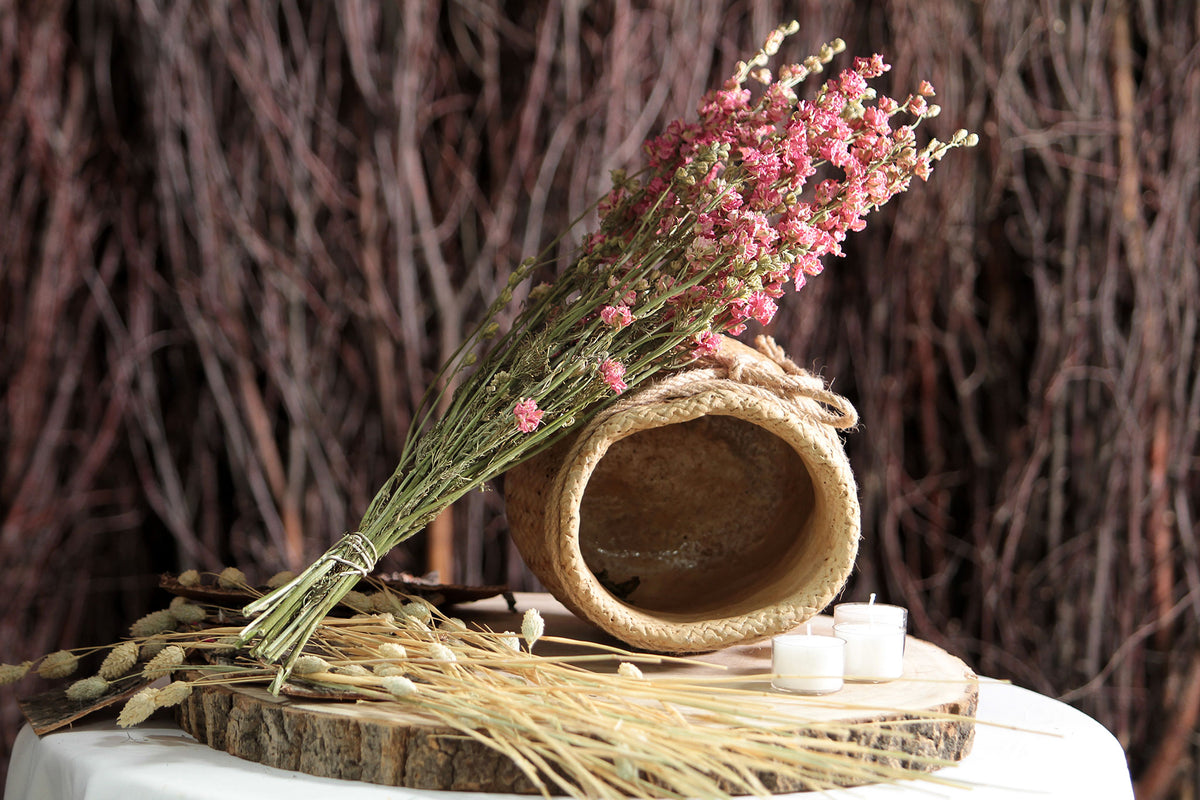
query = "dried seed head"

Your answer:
(428, 643), (456, 663)
(99, 641), (140, 680)
(400, 600), (432, 623)
(117, 687), (159, 728)
(335, 664), (371, 677)
(341, 591), (372, 613)
(209, 636), (240, 656)
(378, 643), (407, 660)
(382, 675), (417, 698)
(522, 608), (545, 650)
(374, 664), (406, 677)
(371, 592), (404, 616)
(441, 617), (467, 632)
(155, 681), (192, 708)
(293, 655), (330, 675)
(168, 598), (206, 625)
(177, 569), (201, 587)
(499, 634), (520, 652)
(217, 567), (247, 589)
(265, 570), (296, 589)
(144, 645), (185, 678)
(141, 639), (167, 660)
(38, 650), (80, 679)
(130, 609), (177, 638)
(66, 675), (110, 702)
(618, 662), (645, 680)
(0, 662), (31, 685)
